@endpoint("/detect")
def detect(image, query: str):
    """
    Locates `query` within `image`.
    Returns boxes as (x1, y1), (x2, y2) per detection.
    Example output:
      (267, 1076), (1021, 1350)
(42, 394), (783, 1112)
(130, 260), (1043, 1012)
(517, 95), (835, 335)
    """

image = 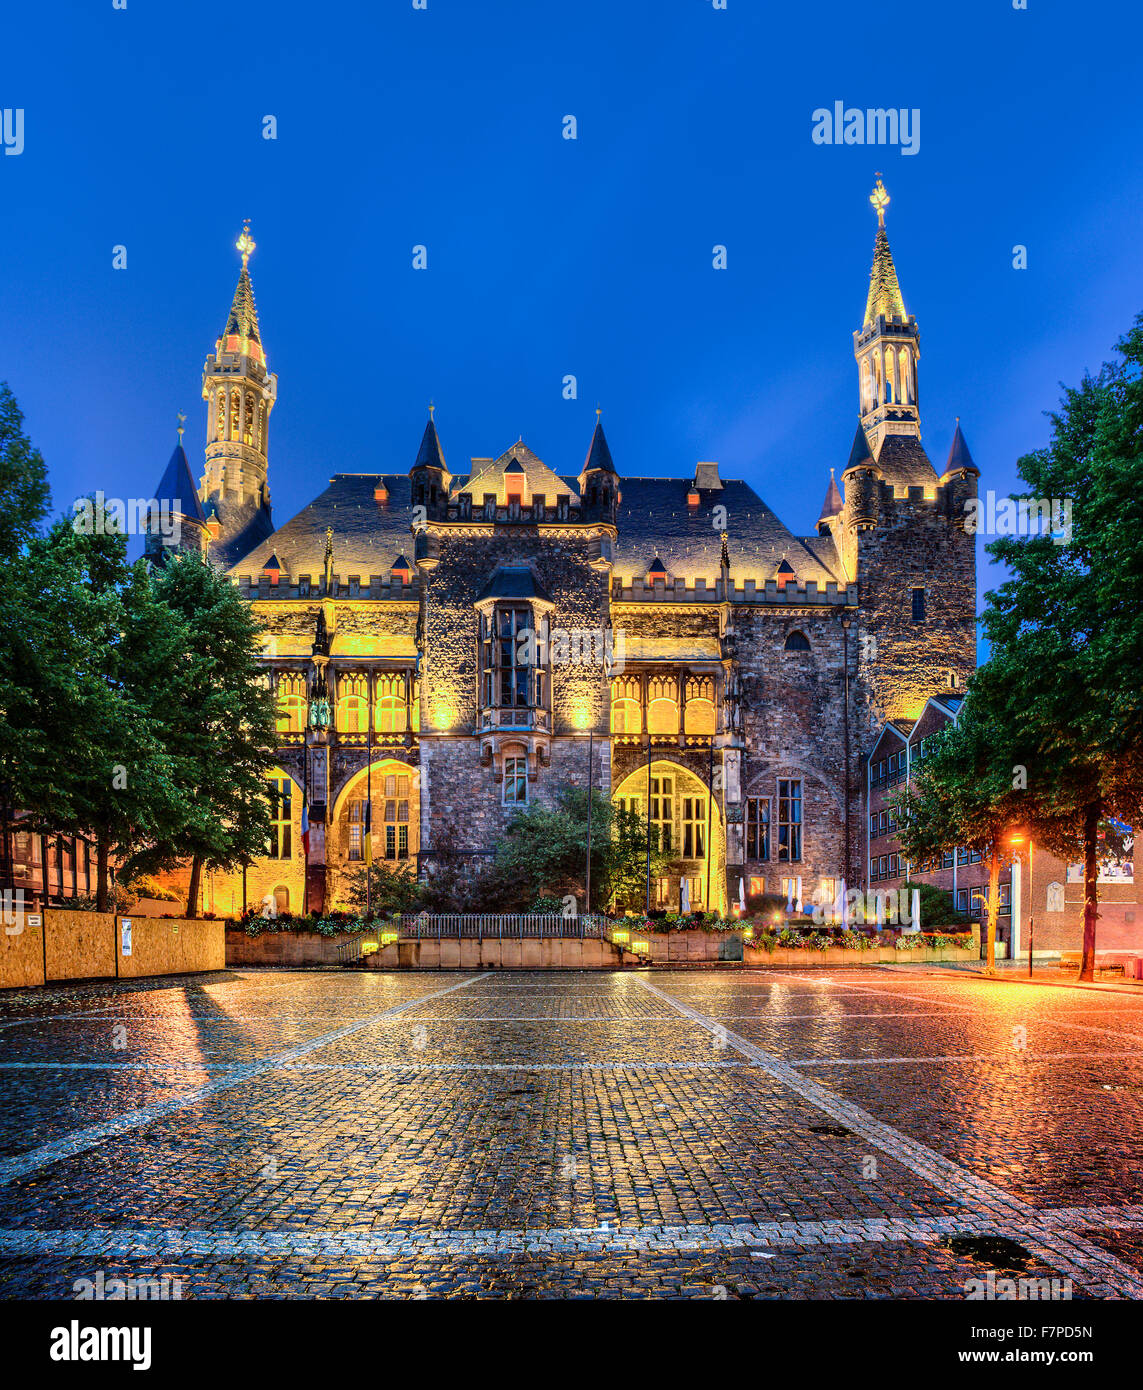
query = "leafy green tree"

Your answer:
(340, 860), (424, 915)
(489, 785), (669, 913)
(982, 321), (1143, 979)
(124, 553), (278, 917)
(0, 385), (51, 888)
(893, 688), (1025, 970)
